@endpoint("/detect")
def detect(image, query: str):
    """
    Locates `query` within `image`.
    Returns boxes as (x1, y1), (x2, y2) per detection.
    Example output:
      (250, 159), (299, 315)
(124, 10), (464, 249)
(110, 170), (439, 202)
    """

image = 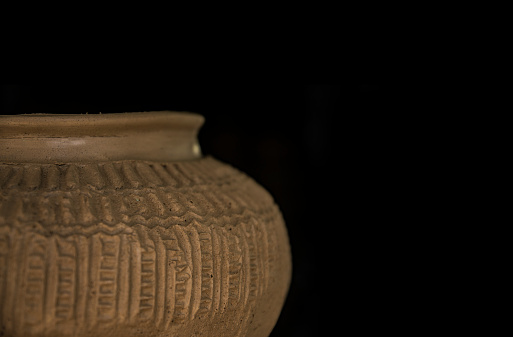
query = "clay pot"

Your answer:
(0, 112), (291, 337)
